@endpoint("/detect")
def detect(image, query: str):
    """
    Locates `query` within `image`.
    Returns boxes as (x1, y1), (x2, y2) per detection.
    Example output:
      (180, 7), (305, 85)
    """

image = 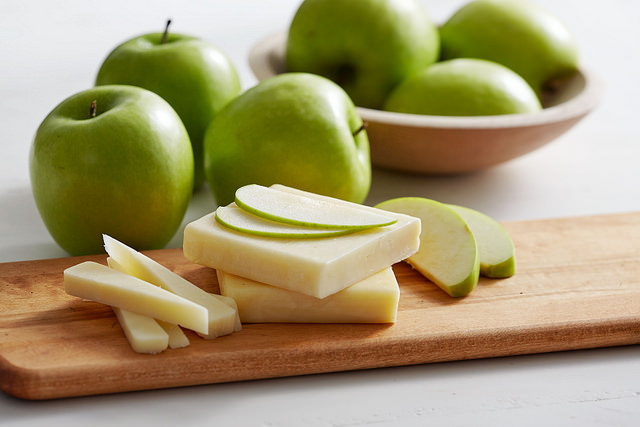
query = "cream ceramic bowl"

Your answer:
(248, 31), (603, 174)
